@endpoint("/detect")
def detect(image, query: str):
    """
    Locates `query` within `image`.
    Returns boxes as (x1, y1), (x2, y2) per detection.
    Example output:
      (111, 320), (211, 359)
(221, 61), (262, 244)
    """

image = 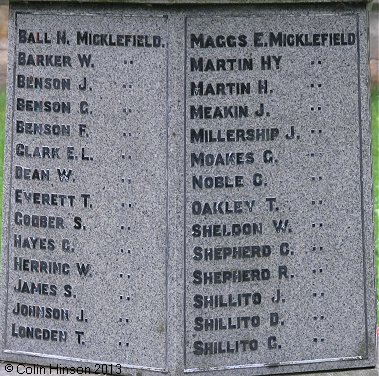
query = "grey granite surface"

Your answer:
(0, 2), (375, 376)
(0, 361), (377, 376)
